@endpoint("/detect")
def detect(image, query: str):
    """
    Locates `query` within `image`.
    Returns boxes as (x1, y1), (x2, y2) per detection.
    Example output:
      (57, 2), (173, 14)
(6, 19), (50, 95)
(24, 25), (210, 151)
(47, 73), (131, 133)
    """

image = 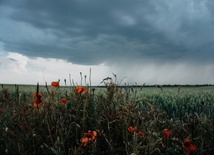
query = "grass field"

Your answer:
(0, 81), (214, 154)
